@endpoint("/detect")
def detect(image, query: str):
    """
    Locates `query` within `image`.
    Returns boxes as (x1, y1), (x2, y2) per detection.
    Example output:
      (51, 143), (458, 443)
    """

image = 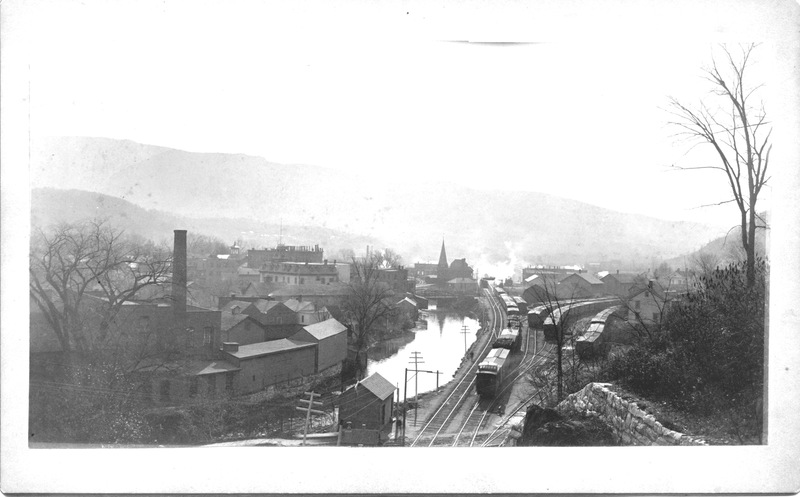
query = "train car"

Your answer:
(476, 348), (510, 398)
(495, 286), (507, 296)
(492, 327), (521, 351)
(543, 300), (619, 342)
(512, 296), (528, 315)
(527, 304), (550, 328)
(577, 305), (624, 358)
